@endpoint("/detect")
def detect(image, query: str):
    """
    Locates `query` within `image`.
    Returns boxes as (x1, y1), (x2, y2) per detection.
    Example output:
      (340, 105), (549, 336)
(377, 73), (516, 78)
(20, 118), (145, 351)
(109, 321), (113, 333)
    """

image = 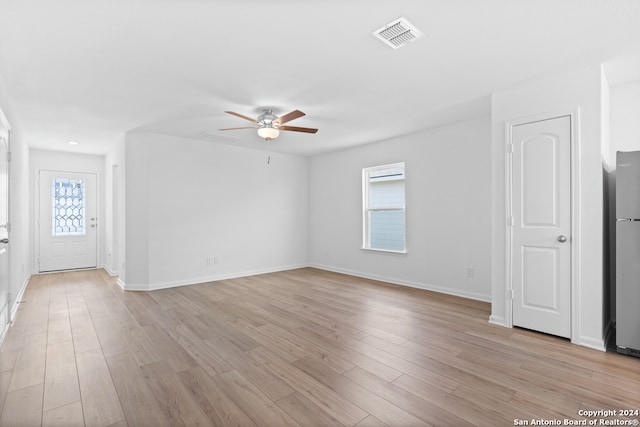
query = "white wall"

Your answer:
(124, 132), (309, 290)
(611, 80), (640, 156)
(309, 117), (492, 301)
(0, 74), (30, 323)
(601, 71), (613, 334)
(104, 138), (126, 281)
(29, 149), (105, 272)
(491, 64), (606, 350)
